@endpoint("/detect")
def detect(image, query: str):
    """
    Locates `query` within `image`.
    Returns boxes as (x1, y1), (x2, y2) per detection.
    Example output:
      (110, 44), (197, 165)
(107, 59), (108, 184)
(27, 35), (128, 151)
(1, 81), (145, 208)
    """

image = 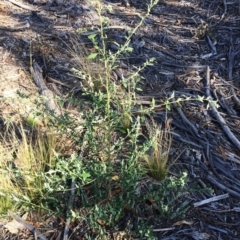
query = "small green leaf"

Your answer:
(112, 65), (118, 70)
(125, 47), (133, 53)
(122, 81), (128, 88)
(149, 57), (156, 62)
(140, 116), (145, 122)
(166, 104), (171, 111)
(11, 194), (20, 202)
(88, 33), (97, 40)
(70, 209), (77, 219)
(22, 195), (30, 202)
(197, 95), (204, 102)
(113, 41), (120, 47)
(80, 171), (91, 181)
(87, 53), (98, 60)
(152, 98), (155, 106)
